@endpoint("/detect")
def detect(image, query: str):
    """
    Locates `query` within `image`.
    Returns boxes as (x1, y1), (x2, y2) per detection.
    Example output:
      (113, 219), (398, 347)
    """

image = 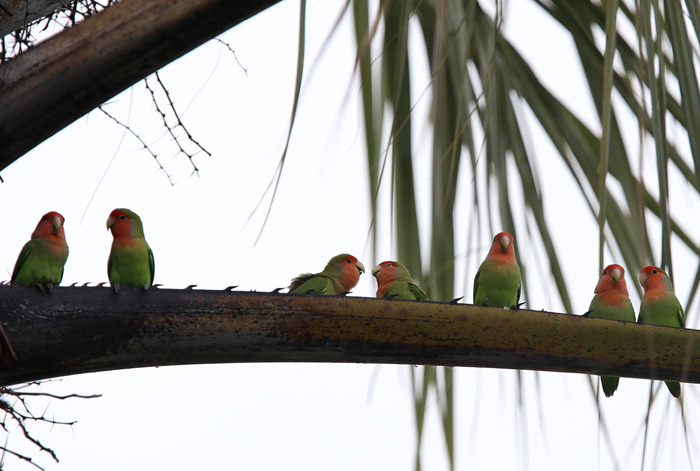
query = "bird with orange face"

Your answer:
(638, 265), (684, 398)
(473, 232), (521, 307)
(588, 264), (636, 397)
(289, 254), (365, 295)
(107, 208), (154, 290)
(11, 211), (69, 287)
(372, 261), (428, 300)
